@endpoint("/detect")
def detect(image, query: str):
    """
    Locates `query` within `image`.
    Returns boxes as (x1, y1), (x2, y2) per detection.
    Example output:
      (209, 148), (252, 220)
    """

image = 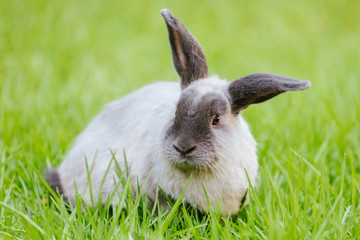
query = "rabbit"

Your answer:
(45, 9), (311, 216)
